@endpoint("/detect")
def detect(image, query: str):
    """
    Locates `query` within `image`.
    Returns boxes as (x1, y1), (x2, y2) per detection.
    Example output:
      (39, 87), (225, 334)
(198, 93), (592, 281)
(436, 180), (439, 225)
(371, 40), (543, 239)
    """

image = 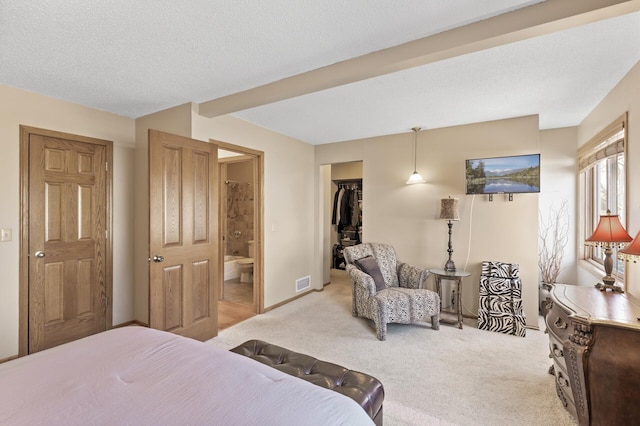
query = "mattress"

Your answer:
(0, 327), (373, 425)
